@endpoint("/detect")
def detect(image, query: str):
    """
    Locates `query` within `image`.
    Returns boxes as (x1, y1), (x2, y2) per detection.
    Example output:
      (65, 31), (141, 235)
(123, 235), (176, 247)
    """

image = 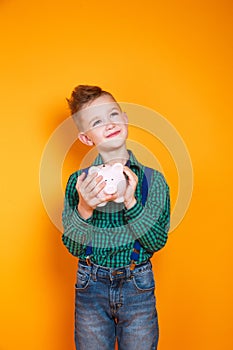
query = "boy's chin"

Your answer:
(98, 138), (126, 149)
